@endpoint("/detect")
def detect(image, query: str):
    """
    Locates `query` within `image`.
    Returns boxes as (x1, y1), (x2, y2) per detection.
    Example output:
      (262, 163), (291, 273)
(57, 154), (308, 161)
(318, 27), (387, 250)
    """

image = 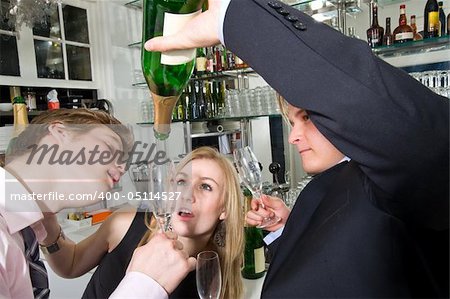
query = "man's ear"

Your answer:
(47, 123), (68, 144)
(219, 210), (226, 220)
